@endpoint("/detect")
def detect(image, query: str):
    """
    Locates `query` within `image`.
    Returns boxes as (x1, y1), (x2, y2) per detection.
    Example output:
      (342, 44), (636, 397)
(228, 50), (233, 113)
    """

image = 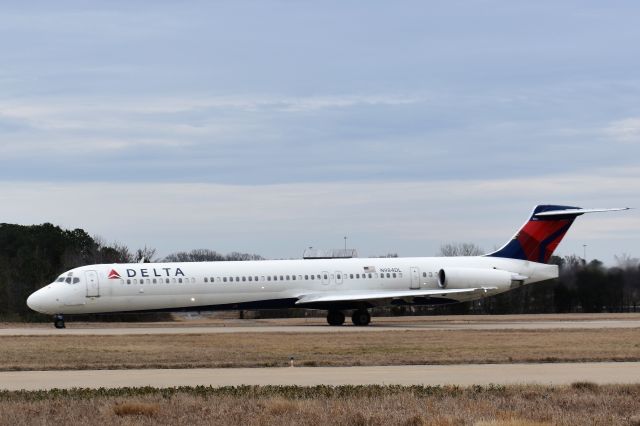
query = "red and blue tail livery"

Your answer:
(487, 205), (629, 263)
